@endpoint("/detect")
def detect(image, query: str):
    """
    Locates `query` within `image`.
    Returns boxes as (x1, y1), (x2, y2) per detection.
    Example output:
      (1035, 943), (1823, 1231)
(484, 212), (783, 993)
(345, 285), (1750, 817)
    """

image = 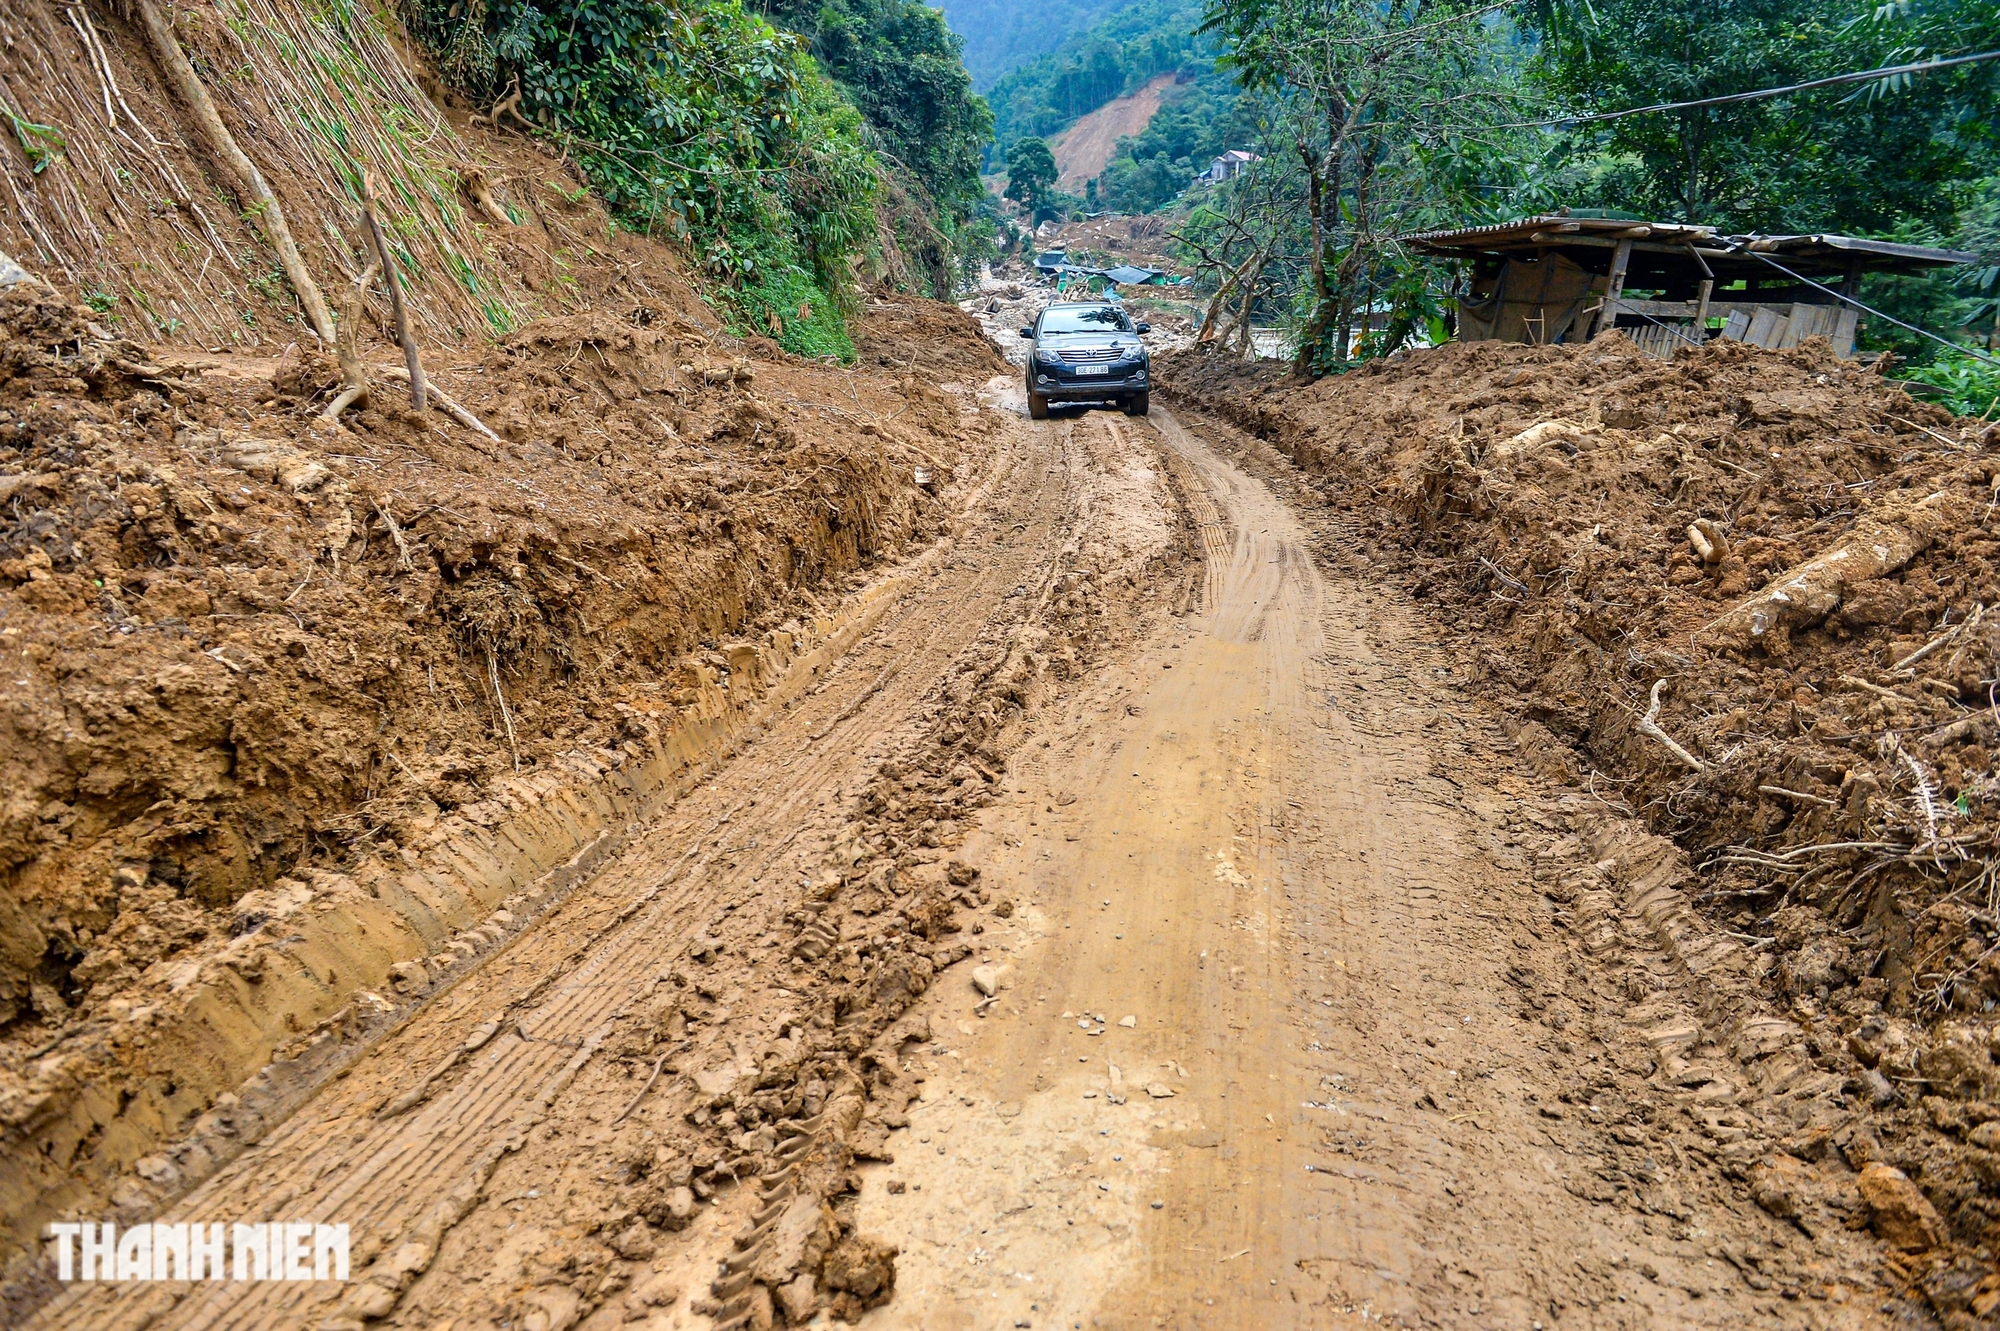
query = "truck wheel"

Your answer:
(1028, 390), (1050, 420)
(1124, 392), (1150, 417)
